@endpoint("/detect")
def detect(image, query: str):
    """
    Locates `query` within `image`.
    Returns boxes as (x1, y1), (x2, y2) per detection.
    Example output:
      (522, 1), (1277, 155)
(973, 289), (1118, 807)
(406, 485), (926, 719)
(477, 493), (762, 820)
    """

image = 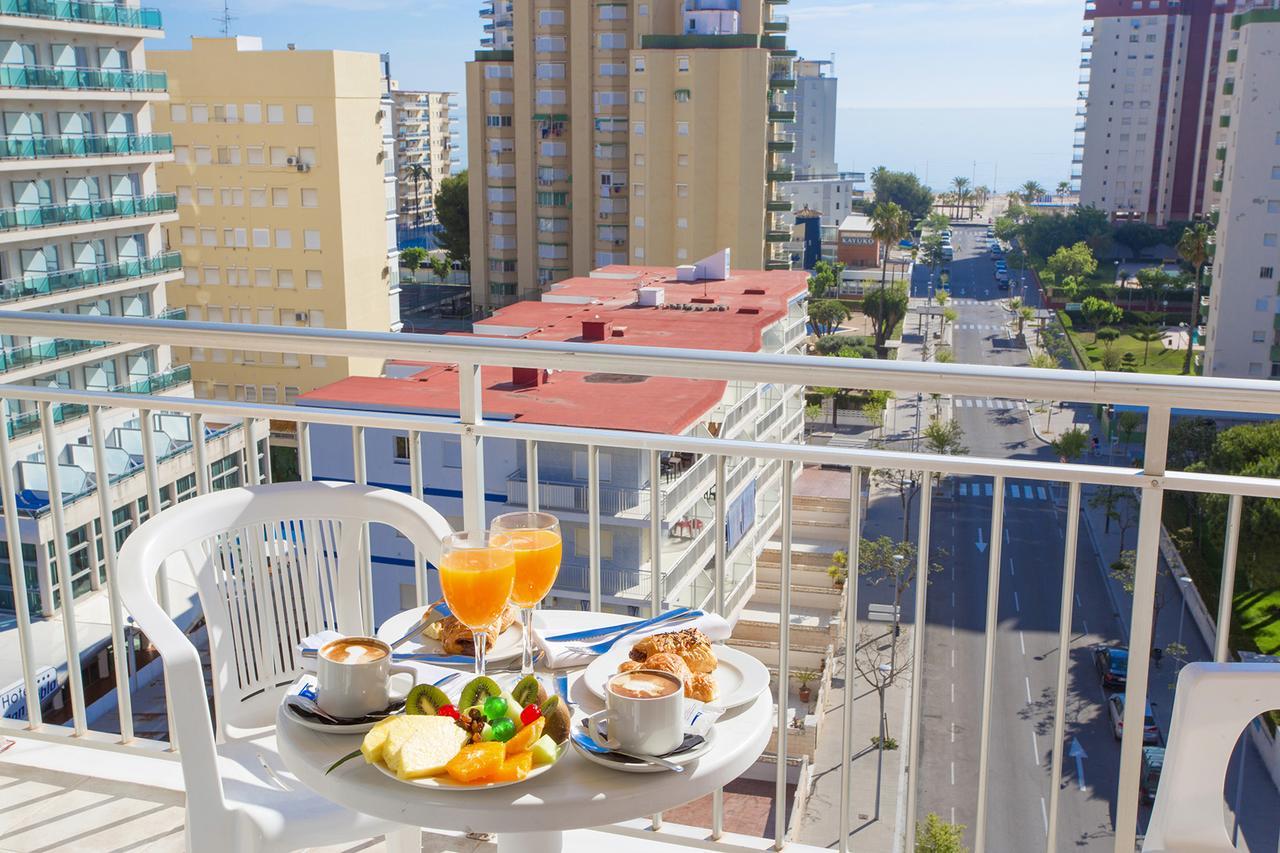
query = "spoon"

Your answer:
(571, 729), (685, 773)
